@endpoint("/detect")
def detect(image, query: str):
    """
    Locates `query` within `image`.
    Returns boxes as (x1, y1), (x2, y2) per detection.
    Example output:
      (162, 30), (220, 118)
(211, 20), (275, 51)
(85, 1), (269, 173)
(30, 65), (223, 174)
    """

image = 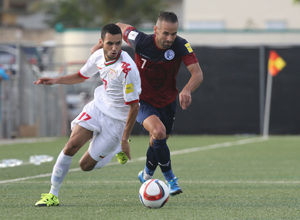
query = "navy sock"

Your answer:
(162, 169), (175, 182)
(152, 139), (172, 173)
(145, 144), (157, 176)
